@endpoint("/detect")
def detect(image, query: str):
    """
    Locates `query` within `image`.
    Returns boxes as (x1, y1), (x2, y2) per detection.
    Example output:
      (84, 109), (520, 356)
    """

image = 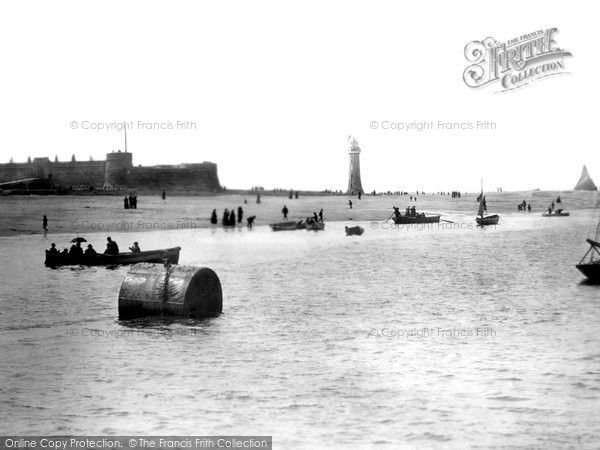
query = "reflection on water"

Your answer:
(0, 198), (599, 448)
